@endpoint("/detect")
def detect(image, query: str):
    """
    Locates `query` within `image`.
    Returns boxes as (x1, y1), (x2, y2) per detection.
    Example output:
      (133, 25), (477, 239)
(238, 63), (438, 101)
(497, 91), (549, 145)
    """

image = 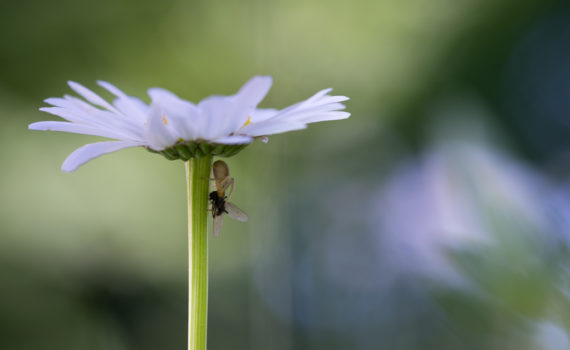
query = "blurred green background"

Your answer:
(3, 0), (570, 349)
